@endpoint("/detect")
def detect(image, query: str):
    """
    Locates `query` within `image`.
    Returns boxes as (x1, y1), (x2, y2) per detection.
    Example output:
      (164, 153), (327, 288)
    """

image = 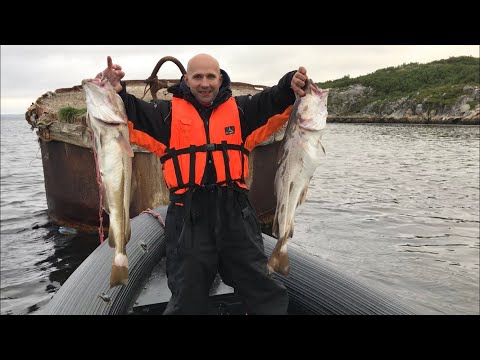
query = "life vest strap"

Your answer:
(171, 150), (184, 187)
(160, 143), (249, 164)
(188, 145), (196, 185)
(169, 183), (248, 204)
(167, 177), (245, 195)
(220, 140), (232, 184)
